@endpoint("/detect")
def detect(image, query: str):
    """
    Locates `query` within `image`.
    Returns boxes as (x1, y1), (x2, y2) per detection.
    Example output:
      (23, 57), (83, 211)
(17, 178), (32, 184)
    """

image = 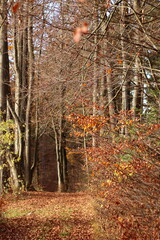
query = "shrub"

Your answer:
(68, 111), (160, 239)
